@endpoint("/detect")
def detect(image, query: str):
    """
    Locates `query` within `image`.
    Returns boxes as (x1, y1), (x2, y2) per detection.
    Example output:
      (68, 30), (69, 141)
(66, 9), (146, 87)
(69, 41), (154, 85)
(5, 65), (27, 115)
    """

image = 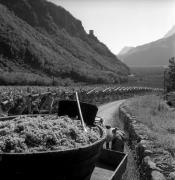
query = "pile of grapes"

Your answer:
(0, 115), (101, 153)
